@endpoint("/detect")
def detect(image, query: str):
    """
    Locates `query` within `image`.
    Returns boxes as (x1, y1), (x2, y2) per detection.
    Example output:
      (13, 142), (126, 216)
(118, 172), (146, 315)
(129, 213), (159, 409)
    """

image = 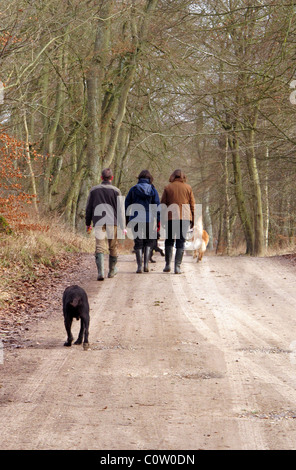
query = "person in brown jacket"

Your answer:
(160, 169), (195, 273)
